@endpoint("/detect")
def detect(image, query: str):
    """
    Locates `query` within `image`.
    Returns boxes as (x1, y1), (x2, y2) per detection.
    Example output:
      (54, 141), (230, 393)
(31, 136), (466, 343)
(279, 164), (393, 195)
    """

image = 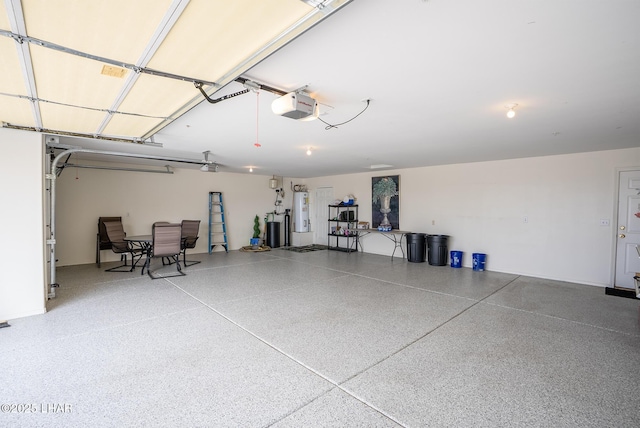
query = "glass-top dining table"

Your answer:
(124, 235), (152, 274)
(124, 235), (152, 247)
